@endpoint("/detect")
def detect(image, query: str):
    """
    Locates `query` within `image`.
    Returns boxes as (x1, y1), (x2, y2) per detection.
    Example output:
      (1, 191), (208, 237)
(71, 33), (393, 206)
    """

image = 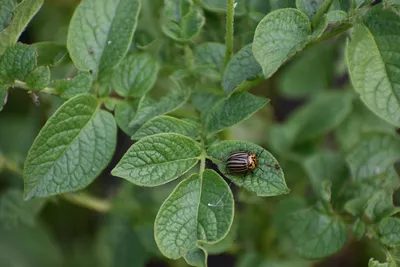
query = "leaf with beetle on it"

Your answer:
(207, 140), (289, 197)
(154, 170), (233, 266)
(23, 94), (117, 199)
(111, 133), (201, 186)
